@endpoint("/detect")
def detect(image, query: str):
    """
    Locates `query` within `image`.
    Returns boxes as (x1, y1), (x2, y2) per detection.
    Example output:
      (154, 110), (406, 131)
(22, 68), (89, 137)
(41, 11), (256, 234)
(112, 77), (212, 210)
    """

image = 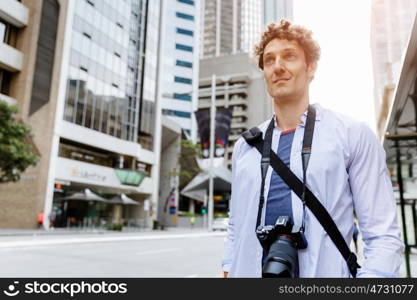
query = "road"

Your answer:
(0, 228), (415, 277)
(0, 229), (226, 278)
